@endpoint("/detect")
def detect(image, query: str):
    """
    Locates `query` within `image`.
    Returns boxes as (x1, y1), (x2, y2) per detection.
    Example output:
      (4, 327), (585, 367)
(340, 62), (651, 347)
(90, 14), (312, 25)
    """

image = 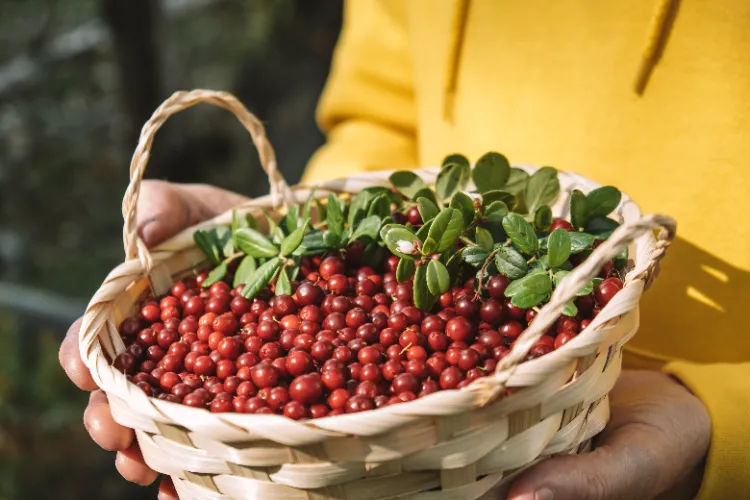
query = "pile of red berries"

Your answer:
(114, 249), (623, 419)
